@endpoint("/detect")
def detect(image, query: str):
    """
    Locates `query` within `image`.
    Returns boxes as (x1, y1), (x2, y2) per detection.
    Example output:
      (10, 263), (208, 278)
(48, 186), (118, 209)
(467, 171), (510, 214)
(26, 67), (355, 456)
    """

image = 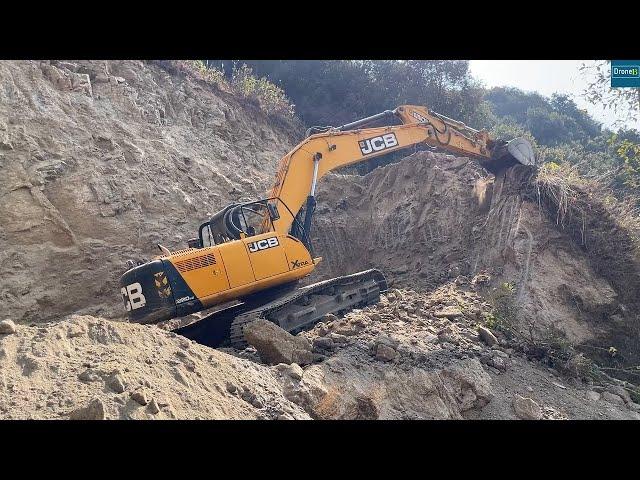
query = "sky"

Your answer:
(468, 60), (638, 130)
